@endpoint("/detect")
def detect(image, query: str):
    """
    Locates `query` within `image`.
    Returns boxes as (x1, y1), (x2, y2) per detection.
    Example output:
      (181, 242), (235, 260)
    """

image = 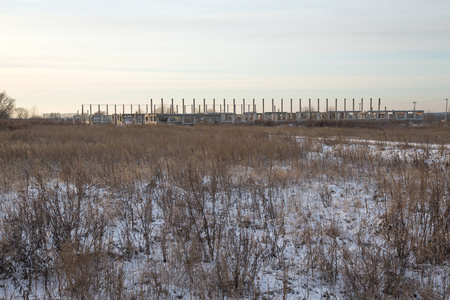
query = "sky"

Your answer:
(1, 0), (449, 114)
